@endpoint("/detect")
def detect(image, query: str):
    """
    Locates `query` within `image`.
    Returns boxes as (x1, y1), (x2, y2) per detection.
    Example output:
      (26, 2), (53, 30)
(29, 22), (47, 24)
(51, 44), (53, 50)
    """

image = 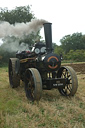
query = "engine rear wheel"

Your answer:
(8, 58), (20, 88)
(25, 68), (42, 101)
(57, 66), (78, 96)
